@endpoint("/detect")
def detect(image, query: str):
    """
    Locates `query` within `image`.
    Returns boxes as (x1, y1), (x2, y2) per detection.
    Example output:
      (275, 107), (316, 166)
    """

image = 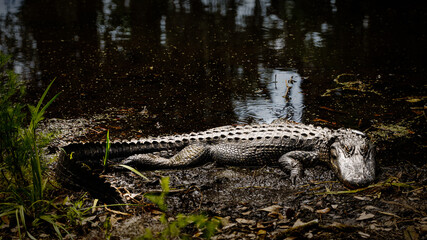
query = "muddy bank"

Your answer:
(41, 117), (426, 239)
(101, 163), (426, 239)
